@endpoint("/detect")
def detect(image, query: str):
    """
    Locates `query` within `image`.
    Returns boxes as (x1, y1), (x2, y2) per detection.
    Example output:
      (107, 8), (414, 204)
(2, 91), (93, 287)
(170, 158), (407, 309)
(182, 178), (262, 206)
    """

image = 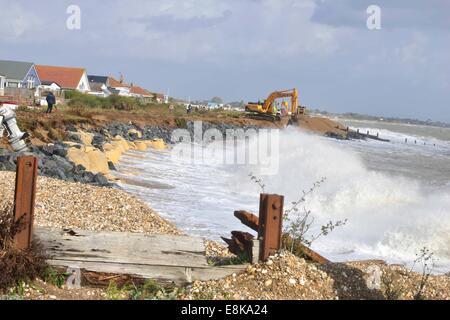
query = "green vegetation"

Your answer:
(43, 268), (69, 289)
(105, 279), (185, 300)
(66, 91), (148, 110)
